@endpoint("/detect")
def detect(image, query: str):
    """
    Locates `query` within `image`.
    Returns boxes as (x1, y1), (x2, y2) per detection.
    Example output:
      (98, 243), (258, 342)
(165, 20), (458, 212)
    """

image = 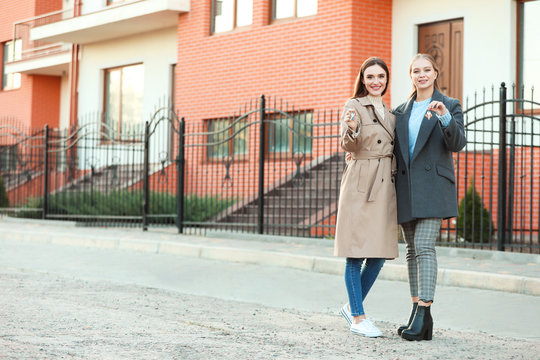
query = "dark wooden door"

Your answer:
(418, 19), (463, 101)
